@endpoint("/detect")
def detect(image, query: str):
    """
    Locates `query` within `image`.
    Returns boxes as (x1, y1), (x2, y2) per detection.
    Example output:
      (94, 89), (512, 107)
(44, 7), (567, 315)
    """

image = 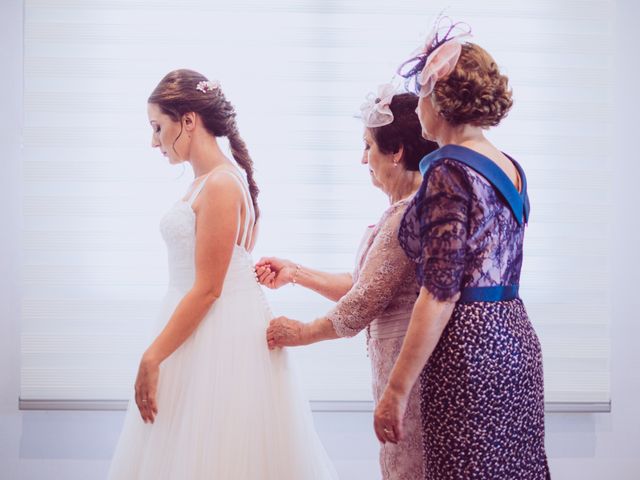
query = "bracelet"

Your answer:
(291, 264), (301, 287)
